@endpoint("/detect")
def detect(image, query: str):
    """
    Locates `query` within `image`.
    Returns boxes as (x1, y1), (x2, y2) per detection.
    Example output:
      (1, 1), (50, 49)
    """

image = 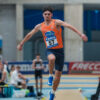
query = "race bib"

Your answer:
(36, 64), (41, 69)
(45, 31), (58, 48)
